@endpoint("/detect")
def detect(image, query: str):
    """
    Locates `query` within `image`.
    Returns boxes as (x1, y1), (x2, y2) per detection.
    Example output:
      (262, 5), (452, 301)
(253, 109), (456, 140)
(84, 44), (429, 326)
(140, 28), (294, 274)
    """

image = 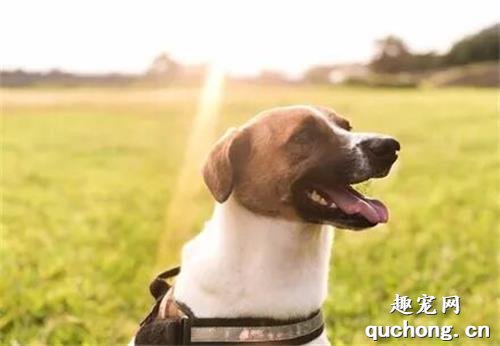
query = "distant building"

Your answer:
(328, 64), (370, 84)
(304, 63), (370, 84)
